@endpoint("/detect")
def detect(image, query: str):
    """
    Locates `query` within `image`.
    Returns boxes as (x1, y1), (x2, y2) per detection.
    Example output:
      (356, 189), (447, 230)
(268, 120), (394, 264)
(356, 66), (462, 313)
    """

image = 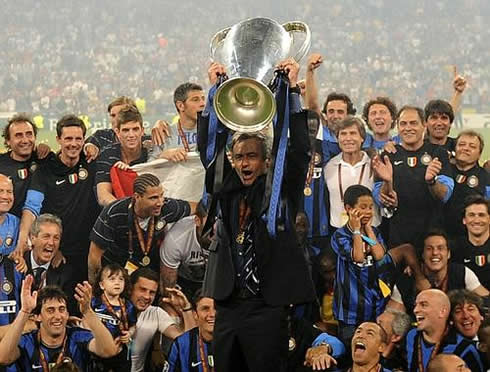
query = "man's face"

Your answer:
(376, 311), (395, 343)
(130, 277), (158, 312)
(422, 235), (450, 273)
(38, 298), (69, 338)
(232, 138), (268, 186)
(115, 121), (143, 152)
(7, 121), (36, 160)
(351, 322), (384, 365)
(193, 297), (216, 338)
(109, 104), (127, 130)
(31, 223), (61, 265)
(177, 90), (206, 121)
(397, 109), (425, 147)
(433, 355), (471, 372)
(426, 112), (451, 141)
(455, 135), (481, 166)
(338, 124), (363, 154)
(0, 178), (14, 214)
(324, 100), (348, 130)
(368, 104), (393, 136)
(134, 185), (164, 217)
(56, 126), (84, 161)
(463, 204), (490, 237)
(452, 301), (483, 339)
(414, 291), (447, 332)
